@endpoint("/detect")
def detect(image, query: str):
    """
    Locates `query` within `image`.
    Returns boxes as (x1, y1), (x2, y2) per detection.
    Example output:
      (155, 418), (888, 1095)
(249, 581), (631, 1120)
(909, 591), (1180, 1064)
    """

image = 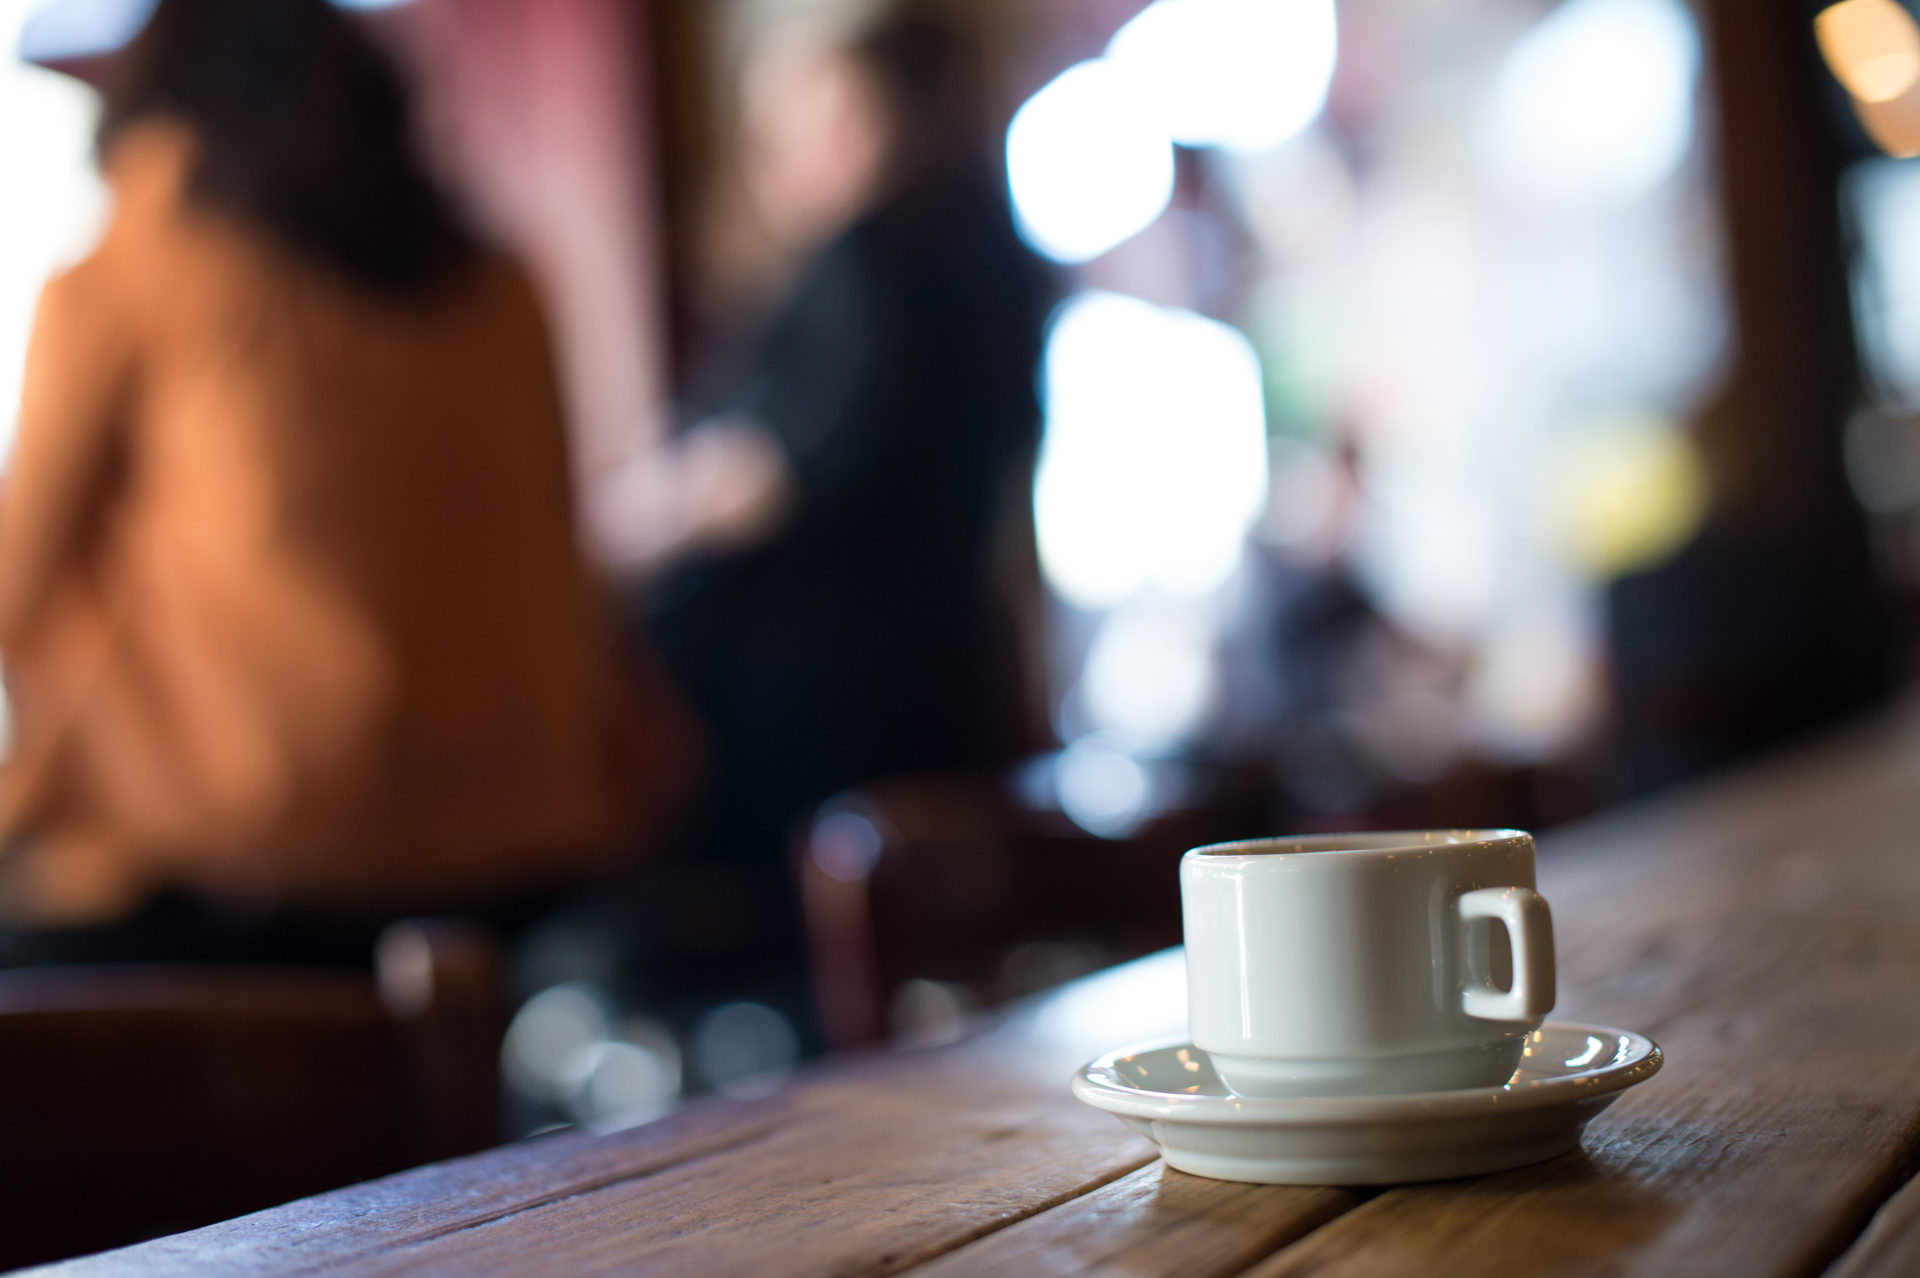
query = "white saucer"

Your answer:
(1072, 1021), (1661, 1185)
